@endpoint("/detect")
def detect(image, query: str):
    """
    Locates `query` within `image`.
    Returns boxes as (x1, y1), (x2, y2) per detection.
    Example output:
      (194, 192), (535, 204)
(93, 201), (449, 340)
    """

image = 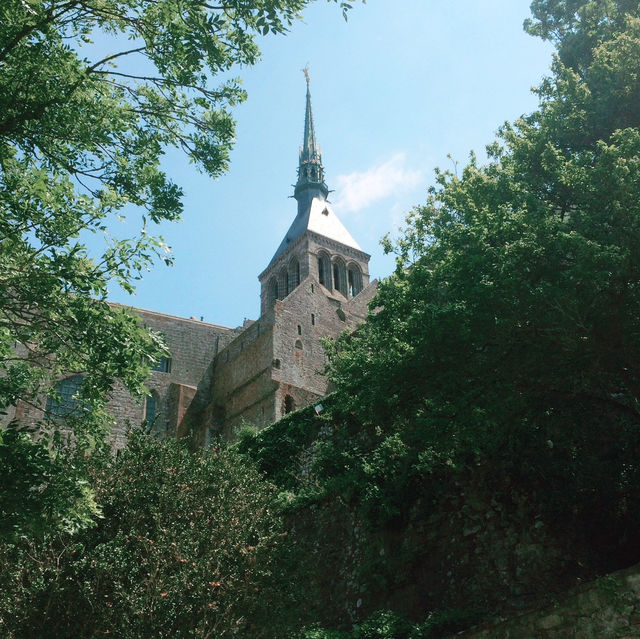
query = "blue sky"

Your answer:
(107, 0), (555, 328)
